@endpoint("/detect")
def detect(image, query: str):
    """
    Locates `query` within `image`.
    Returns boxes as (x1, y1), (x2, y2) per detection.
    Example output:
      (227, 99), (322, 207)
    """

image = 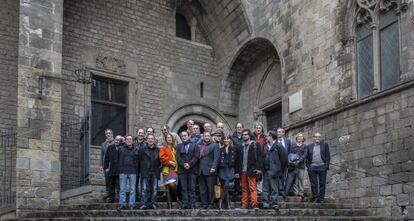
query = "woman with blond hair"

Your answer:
(284, 132), (306, 198)
(159, 133), (179, 203)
